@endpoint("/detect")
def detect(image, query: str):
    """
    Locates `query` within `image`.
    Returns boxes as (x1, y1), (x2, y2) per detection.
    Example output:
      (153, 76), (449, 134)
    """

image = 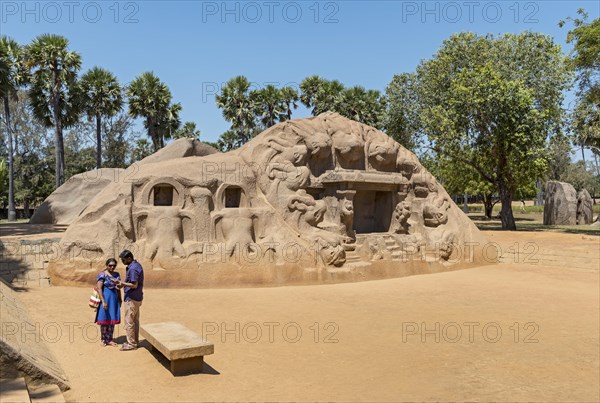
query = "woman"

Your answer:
(95, 258), (122, 346)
